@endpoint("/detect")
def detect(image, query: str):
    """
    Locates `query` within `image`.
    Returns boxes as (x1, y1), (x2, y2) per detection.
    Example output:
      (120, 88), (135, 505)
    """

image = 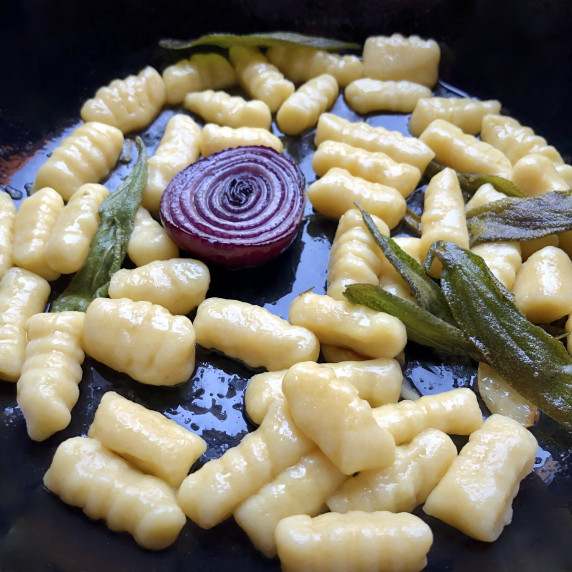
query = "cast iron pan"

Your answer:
(1, 2), (571, 571)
